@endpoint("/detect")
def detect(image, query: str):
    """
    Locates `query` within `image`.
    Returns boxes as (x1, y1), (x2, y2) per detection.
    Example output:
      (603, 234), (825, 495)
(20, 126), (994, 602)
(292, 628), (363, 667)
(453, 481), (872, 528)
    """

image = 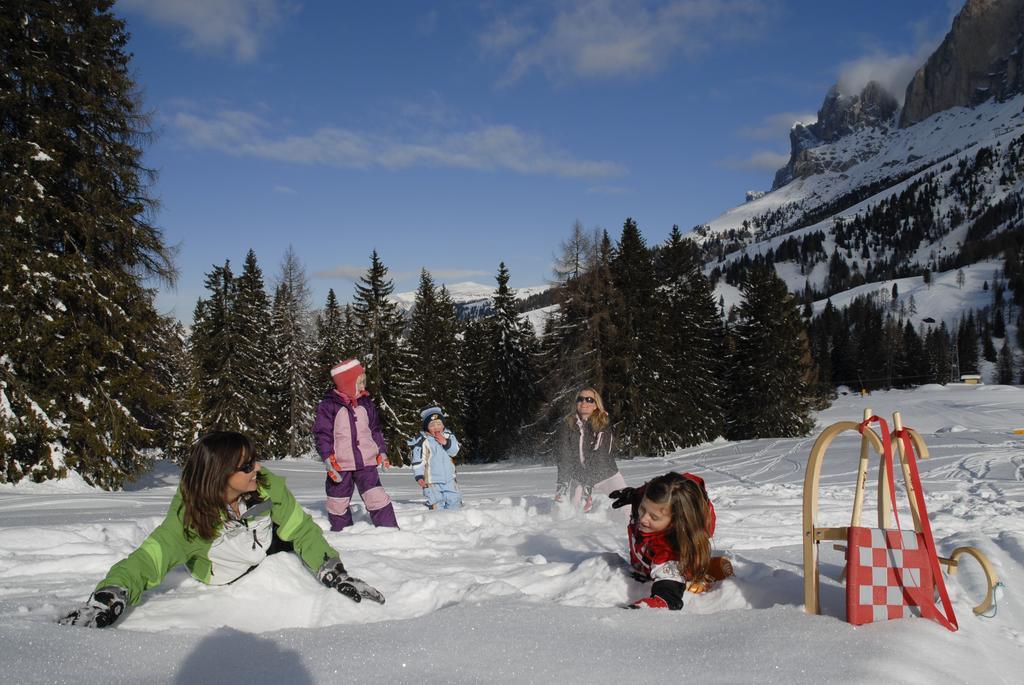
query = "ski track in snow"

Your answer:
(0, 385), (1022, 683)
